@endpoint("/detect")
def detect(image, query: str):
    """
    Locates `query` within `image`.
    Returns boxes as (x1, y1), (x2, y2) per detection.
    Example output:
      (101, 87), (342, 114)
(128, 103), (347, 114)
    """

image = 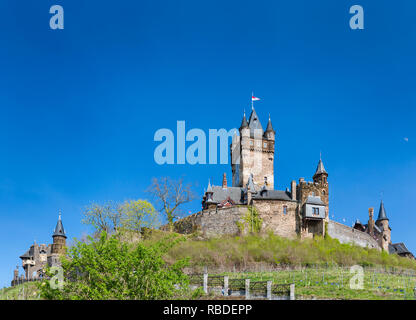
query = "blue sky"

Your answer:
(0, 1), (415, 287)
